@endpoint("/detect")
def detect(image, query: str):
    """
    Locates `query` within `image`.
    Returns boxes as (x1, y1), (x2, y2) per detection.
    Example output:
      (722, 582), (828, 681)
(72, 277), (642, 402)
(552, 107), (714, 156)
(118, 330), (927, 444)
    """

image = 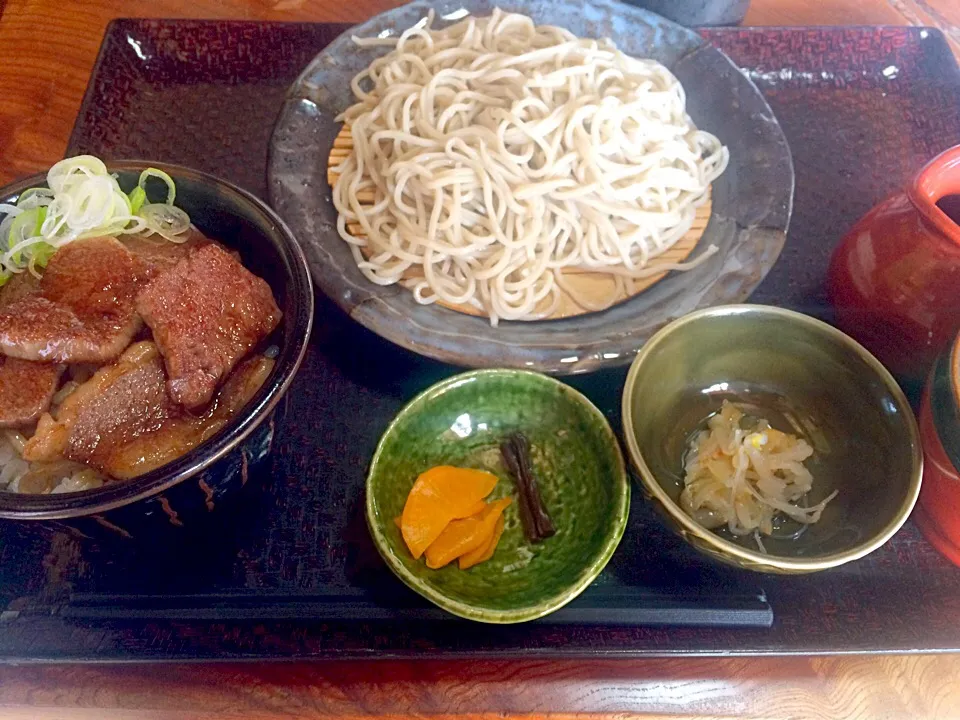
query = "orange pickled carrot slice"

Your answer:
(401, 466), (499, 559)
(424, 496), (512, 569)
(452, 499), (487, 519)
(459, 513), (506, 570)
